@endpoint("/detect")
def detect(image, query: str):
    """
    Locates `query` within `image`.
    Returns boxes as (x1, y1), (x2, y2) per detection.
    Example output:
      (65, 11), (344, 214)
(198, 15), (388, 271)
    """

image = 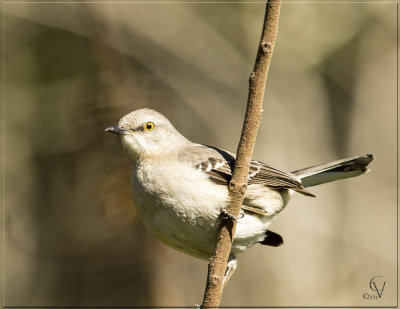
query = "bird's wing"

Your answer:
(179, 144), (314, 197)
(247, 160), (314, 195)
